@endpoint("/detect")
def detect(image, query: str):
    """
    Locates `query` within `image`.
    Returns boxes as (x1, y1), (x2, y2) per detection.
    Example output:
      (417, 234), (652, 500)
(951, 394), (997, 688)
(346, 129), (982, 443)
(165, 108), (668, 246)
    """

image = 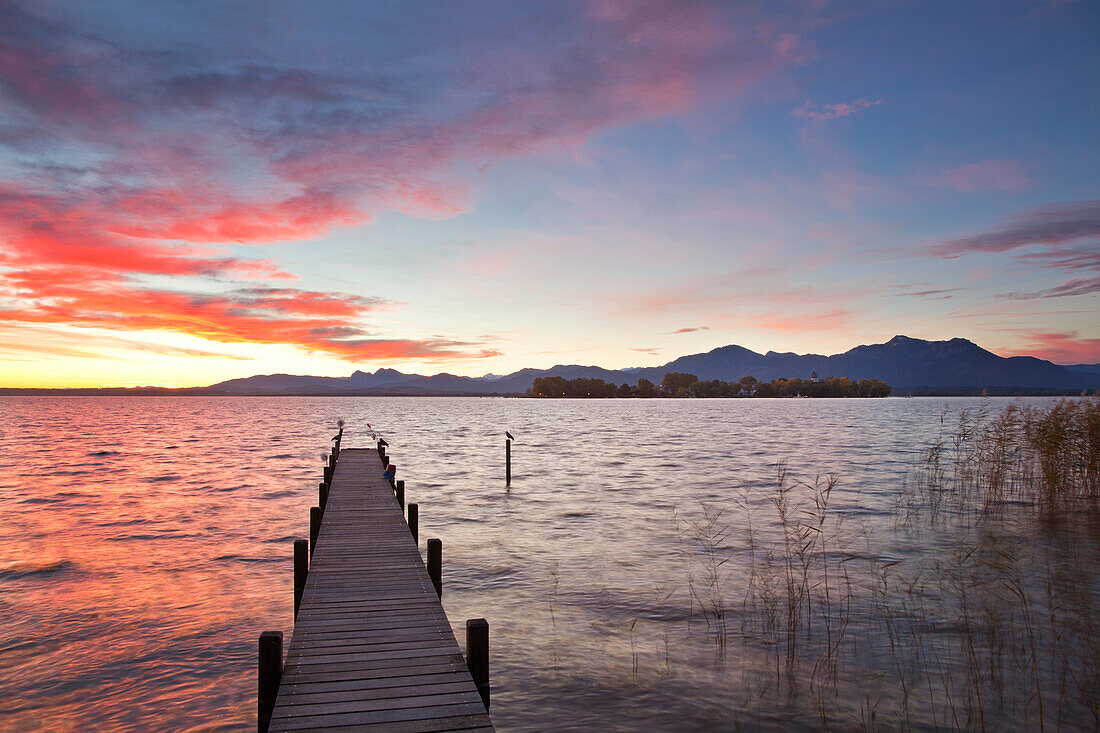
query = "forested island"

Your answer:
(527, 372), (892, 398)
